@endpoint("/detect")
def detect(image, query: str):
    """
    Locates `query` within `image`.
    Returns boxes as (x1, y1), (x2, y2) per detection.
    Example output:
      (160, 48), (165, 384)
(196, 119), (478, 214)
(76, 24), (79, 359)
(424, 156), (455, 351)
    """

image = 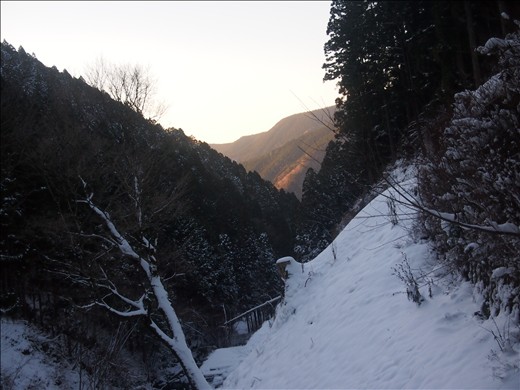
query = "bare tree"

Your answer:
(84, 57), (167, 121)
(290, 91), (338, 135)
(78, 171), (211, 389)
(380, 176), (520, 238)
(69, 142), (210, 388)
